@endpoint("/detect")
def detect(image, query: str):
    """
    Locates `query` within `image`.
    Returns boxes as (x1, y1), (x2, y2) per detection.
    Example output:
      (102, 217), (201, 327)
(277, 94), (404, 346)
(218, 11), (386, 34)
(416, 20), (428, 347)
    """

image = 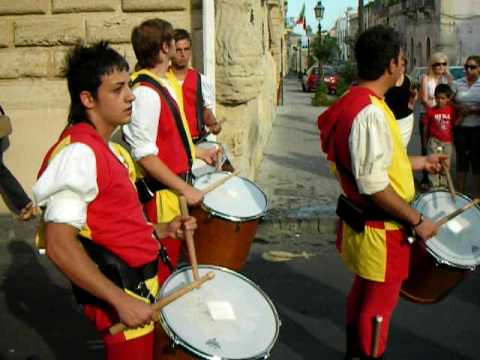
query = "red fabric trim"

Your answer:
(183, 68), (201, 138)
